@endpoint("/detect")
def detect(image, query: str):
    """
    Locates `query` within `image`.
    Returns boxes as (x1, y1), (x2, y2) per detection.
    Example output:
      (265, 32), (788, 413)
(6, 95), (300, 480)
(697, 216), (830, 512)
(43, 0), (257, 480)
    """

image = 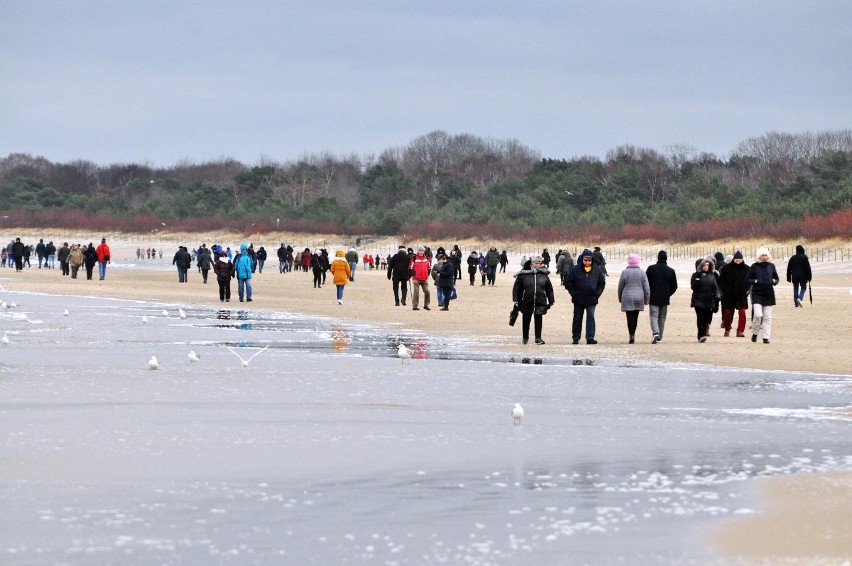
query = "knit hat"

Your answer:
(725, 254), (733, 263)
(755, 247), (770, 260)
(581, 249), (593, 259)
(657, 250), (667, 262)
(627, 253), (640, 266)
(531, 255), (544, 263)
(240, 243), (248, 251)
(398, 245), (406, 250)
(733, 250), (743, 260)
(417, 246), (425, 252)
